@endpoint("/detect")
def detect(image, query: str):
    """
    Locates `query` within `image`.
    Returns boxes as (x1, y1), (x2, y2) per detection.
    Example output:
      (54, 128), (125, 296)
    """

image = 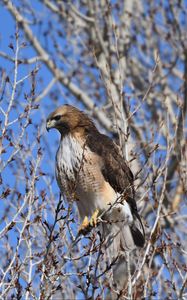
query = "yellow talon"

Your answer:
(79, 216), (89, 233)
(90, 209), (99, 227)
(78, 209), (100, 235)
